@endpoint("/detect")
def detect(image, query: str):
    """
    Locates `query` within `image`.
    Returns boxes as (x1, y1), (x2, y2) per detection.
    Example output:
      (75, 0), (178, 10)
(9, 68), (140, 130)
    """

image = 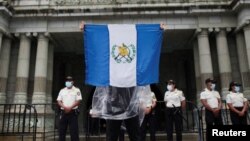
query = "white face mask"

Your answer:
(167, 85), (173, 91)
(211, 84), (216, 90)
(235, 86), (240, 93)
(65, 81), (73, 88)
